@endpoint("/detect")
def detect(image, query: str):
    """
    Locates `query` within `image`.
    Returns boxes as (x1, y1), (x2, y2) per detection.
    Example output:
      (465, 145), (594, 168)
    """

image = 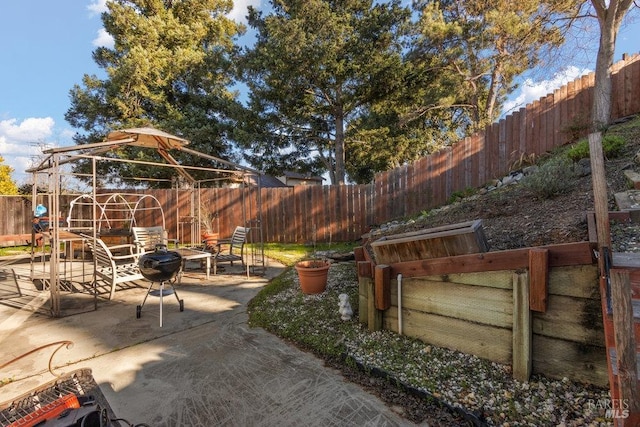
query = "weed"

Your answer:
(510, 152), (538, 170)
(565, 134), (627, 161)
(447, 187), (476, 204)
(520, 156), (577, 199)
